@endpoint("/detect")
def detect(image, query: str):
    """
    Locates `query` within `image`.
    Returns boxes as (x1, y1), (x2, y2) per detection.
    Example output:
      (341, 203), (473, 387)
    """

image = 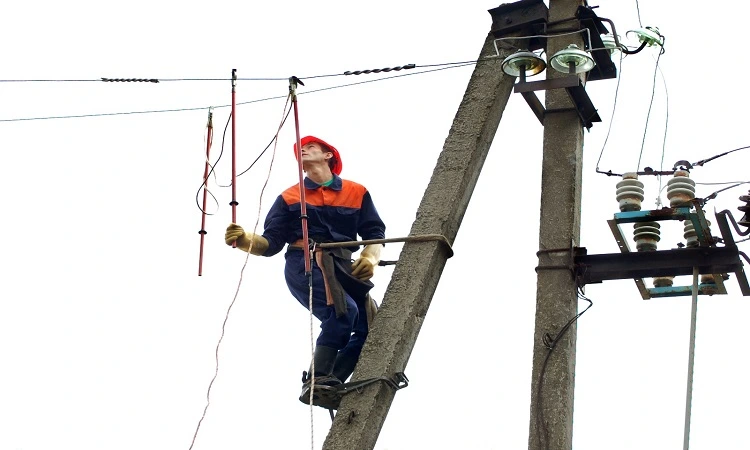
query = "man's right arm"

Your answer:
(224, 195), (293, 257)
(225, 223), (269, 255)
